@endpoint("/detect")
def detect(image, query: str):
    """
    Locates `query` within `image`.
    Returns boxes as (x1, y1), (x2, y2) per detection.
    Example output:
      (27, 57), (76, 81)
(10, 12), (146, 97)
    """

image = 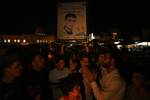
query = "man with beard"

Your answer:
(82, 46), (126, 100)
